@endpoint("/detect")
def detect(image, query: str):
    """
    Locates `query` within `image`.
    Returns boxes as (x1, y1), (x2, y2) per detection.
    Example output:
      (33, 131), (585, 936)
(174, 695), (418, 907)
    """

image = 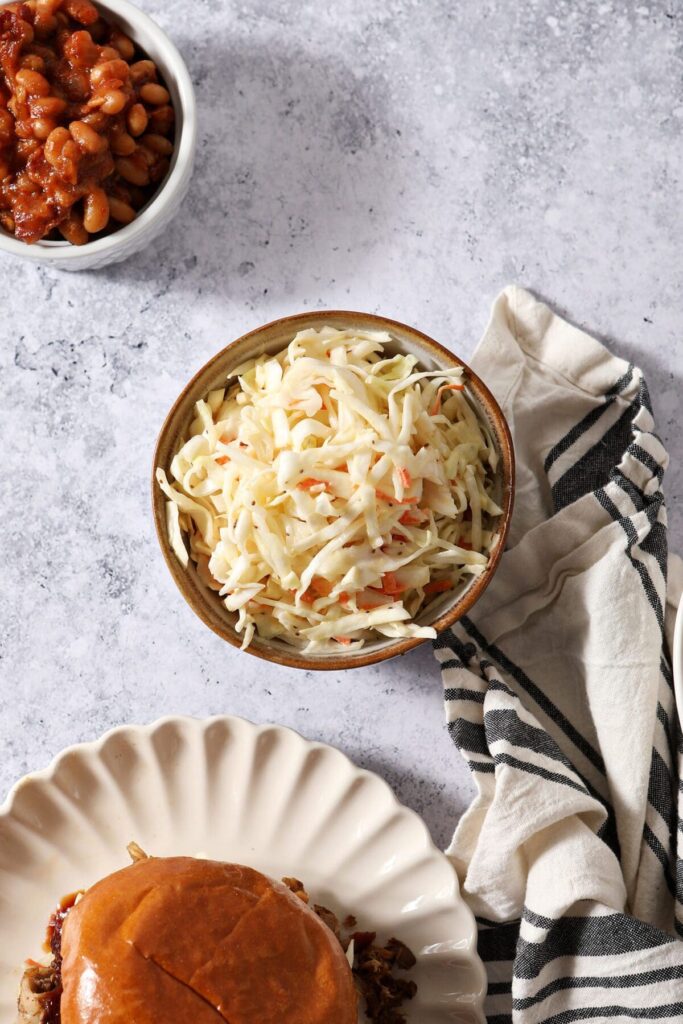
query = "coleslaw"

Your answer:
(157, 327), (503, 652)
